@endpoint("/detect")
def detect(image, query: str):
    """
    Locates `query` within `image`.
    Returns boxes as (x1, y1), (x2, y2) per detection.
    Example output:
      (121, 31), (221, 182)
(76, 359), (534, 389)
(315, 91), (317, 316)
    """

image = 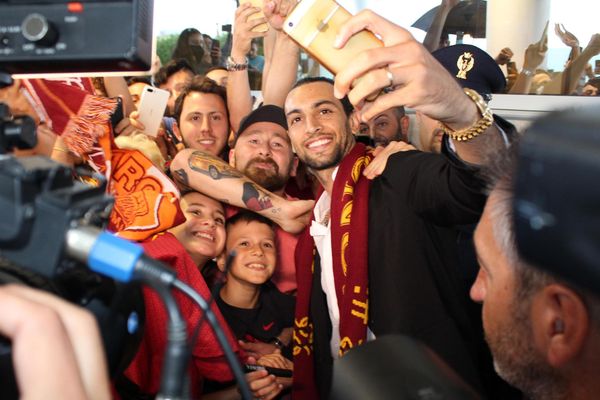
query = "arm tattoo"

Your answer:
(242, 182), (273, 211)
(172, 168), (192, 191)
(188, 150), (243, 180)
